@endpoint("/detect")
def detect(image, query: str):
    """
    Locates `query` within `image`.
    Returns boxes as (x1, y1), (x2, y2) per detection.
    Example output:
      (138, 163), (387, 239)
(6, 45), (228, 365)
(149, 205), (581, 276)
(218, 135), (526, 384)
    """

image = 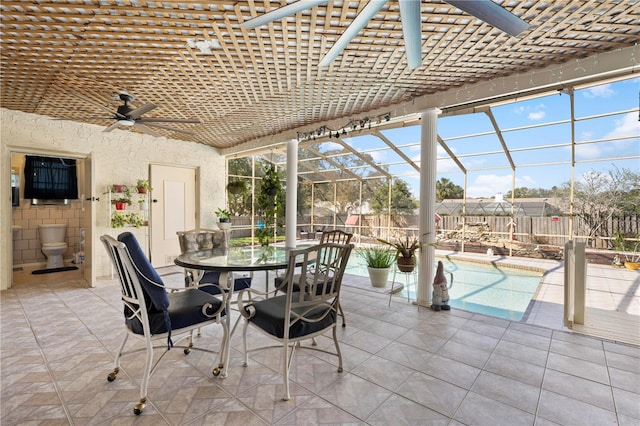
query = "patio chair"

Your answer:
(238, 242), (353, 400)
(176, 228), (251, 294)
(101, 232), (230, 415)
(274, 229), (353, 327)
